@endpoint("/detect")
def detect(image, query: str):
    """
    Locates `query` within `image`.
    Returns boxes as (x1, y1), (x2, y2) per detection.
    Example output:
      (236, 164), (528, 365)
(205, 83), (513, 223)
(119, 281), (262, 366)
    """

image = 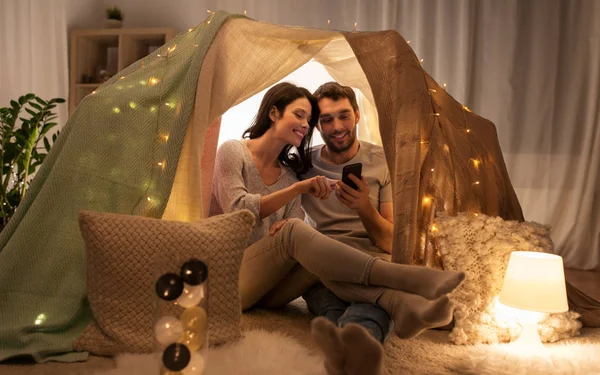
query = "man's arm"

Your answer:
(335, 175), (394, 254)
(357, 201), (393, 254)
